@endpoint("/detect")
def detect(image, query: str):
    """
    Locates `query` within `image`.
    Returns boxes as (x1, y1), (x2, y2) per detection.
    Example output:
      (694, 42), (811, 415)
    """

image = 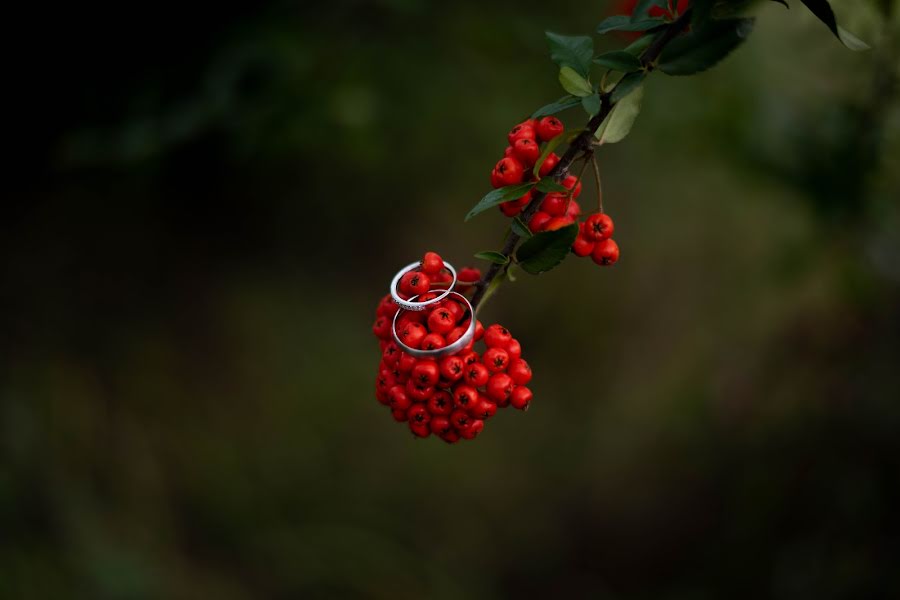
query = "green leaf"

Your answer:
(595, 85), (644, 145)
(690, 0), (715, 30)
(624, 33), (657, 55)
(516, 224), (579, 275)
(581, 93), (602, 117)
(611, 71), (646, 102)
(531, 95), (582, 119)
(769, 0), (789, 7)
(474, 251), (510, 265)
(545, 32), (594, 78)
(657, 18), (755, 76)
(511, 217), (533, 238)
(593, 51), (643, 72)
(558, 66), (593, 97)
(597, 15), (665, 34)
(535, 178), (568, 193)
(465, 183), (535, 221)
(797, 1), (869, 51)
(532, 128), (582, 177)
